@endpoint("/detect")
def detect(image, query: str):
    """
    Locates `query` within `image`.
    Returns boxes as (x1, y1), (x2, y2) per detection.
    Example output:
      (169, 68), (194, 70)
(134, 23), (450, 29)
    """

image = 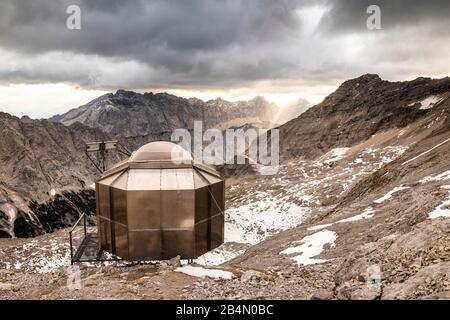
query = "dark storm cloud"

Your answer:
(0, 0), (449, 88)
(319, 0), (450, 33)
(0, 0), (315, 86)
(0, 1), (303, 71)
